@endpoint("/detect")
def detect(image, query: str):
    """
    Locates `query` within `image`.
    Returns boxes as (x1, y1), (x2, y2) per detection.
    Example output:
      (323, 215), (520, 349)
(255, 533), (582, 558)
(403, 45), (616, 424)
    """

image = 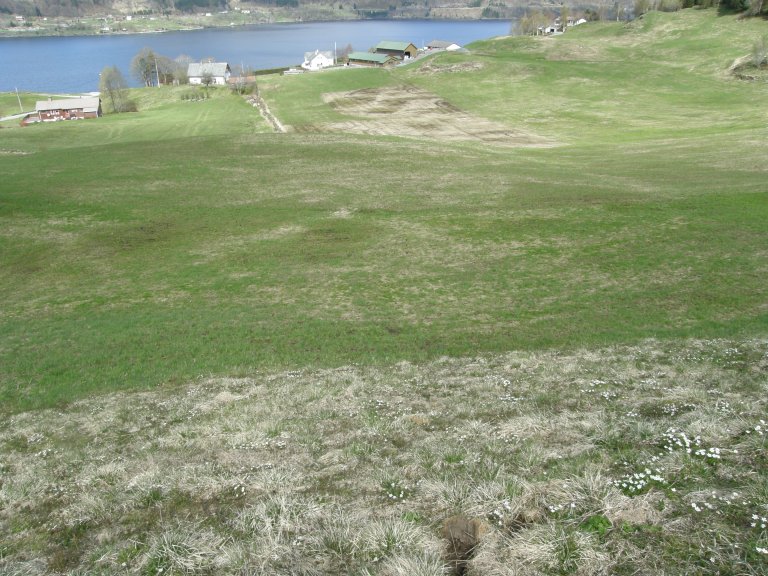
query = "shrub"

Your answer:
(659, 0), (683, 11)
